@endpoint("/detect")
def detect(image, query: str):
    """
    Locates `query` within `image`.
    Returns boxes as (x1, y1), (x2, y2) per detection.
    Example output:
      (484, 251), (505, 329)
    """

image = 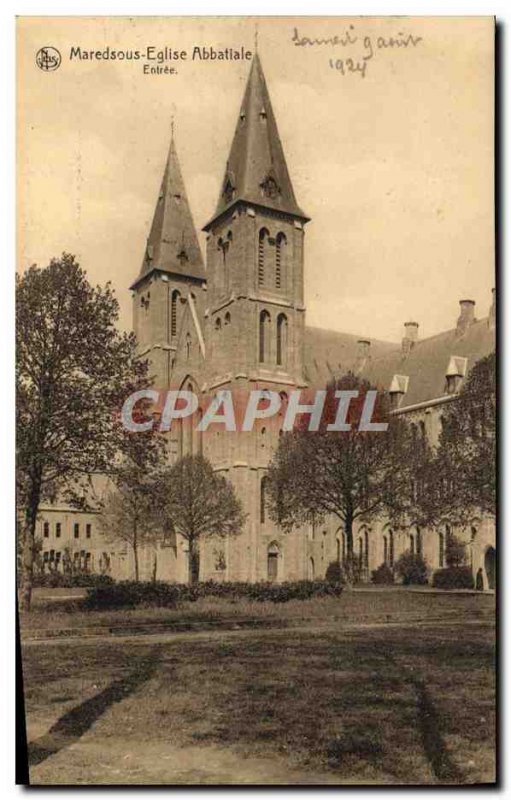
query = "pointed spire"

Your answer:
(132, 127), (205, 288)
(204, 53), (308, 230)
